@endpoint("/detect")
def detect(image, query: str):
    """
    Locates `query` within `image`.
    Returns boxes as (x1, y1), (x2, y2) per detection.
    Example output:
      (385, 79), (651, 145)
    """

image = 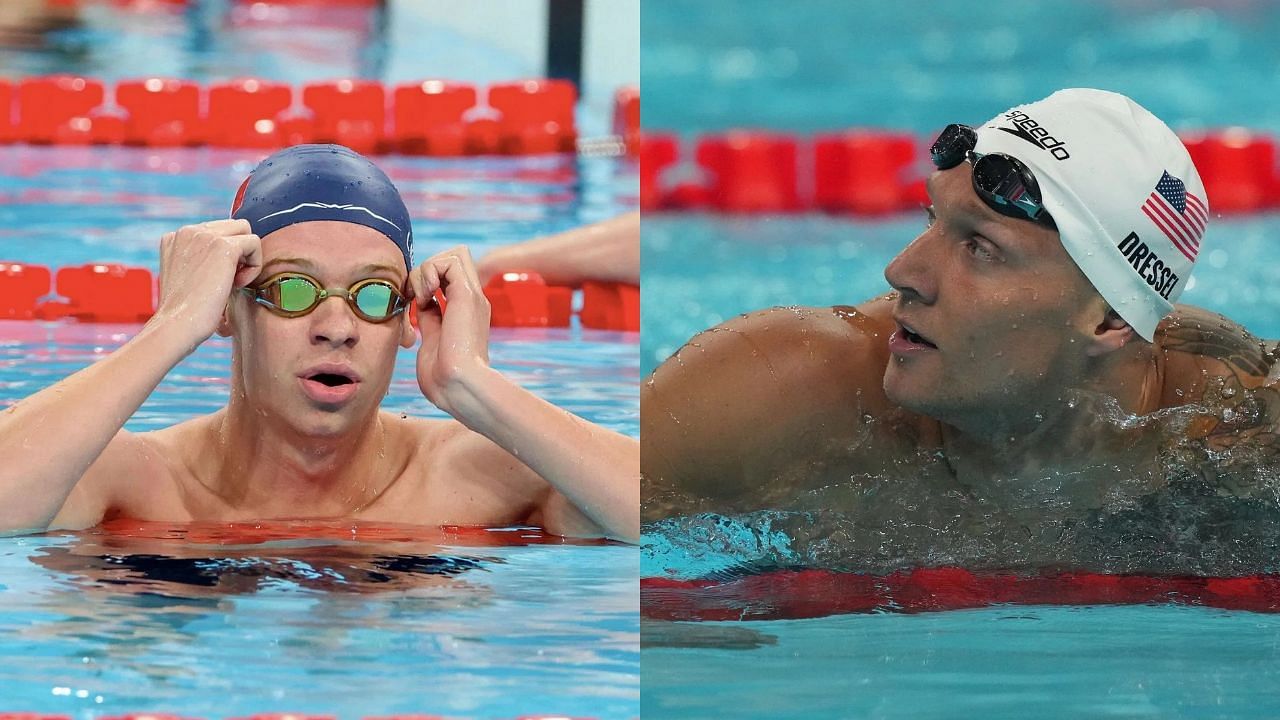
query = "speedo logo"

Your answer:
(998, 110), (1071, 160)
